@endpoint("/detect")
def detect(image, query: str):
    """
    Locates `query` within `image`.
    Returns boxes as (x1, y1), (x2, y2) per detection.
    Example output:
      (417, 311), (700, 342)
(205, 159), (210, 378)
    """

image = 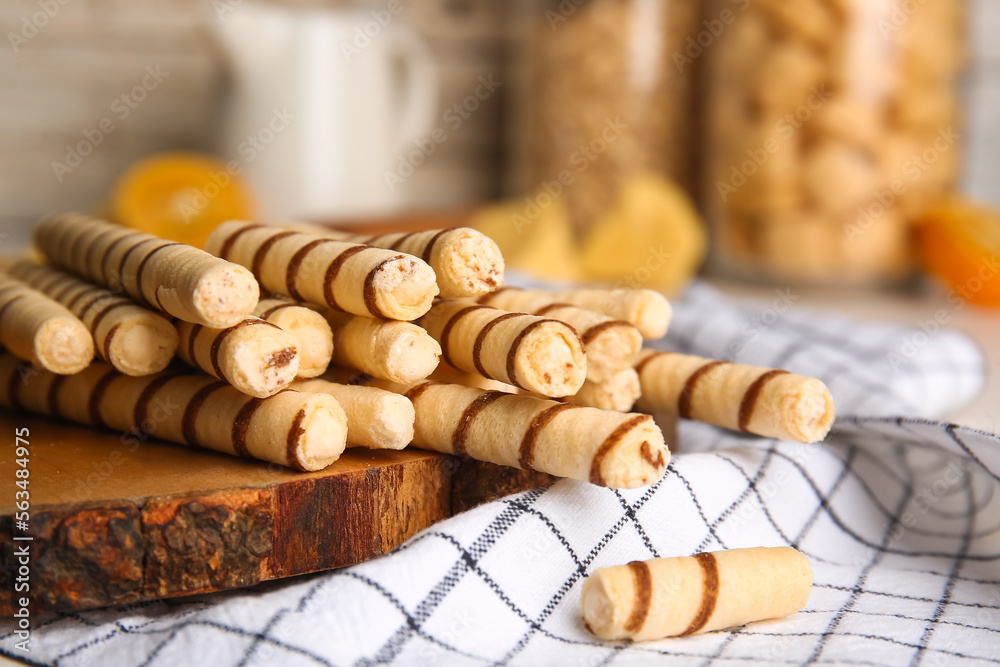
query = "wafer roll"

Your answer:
(253, 297), (333, 378)
(634, 350), (835, 443)
(320, 310), (441, 383)
(582, 547), (812, 640)
(480, 287), (672, 340)
(0, 274), (93, 374)
(280, 222), (504, 299)
(176, 318), (300, 398)
(347, 376), (668, 489)
(205, 221), (438, 321)
(420, 300), (586, 398)
(429, 362), (520, 393)
(33, 213), (259, 328)
(291, 377), (414, 450)
(9, 260), (178, 376)
(0, 353), (347, 471)
(565, 369), (641, 412)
